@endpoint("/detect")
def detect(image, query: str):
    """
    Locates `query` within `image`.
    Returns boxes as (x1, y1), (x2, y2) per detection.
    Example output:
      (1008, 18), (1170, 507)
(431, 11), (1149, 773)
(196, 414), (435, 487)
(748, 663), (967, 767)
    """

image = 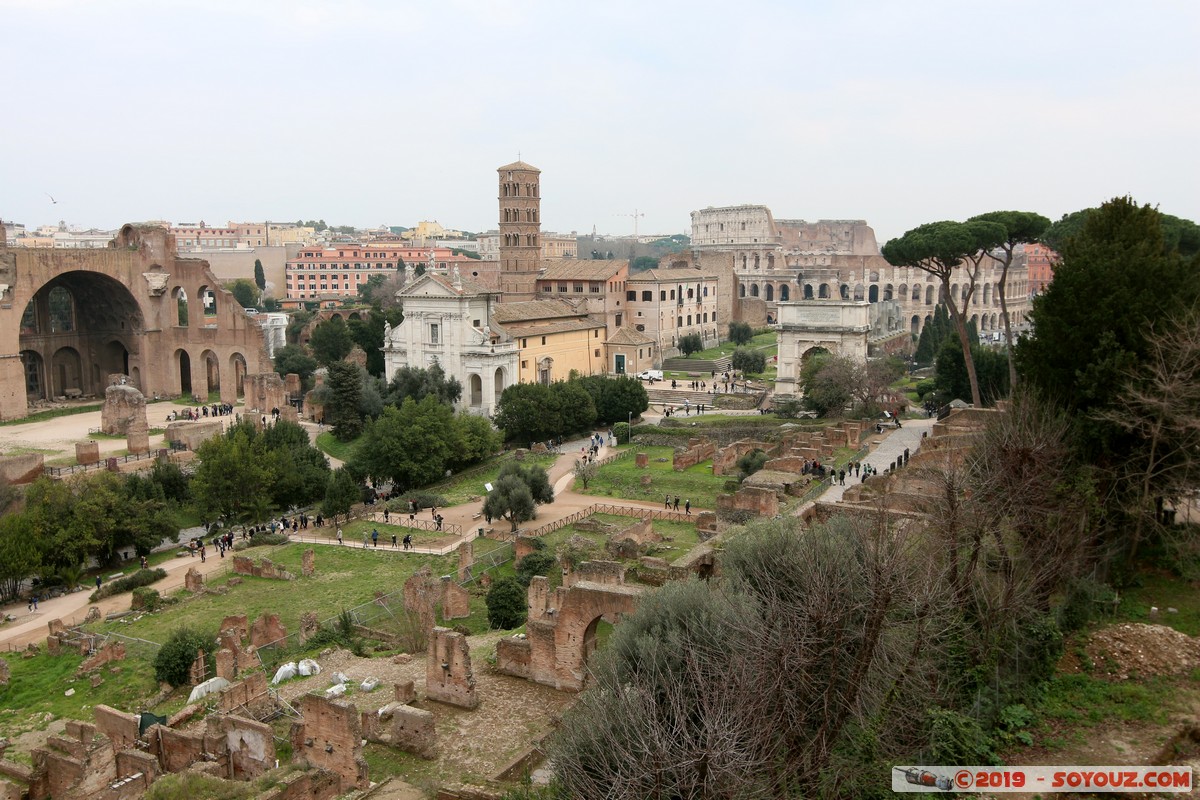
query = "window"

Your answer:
(593, 329), (599, 338)
(677, 316), (683, 328)
(636, 324), (645, 331)
(670, 290), (676, 300)
(590, 284), (600, 293)
(558, 284), (567, 293)
(703, 287), (709, 296)
(473, 319), (481, 328)
(521, 360), (528, 368)
(429, 324), (440, 345)
(642, 290), (652, 301)
(541, 336), (546, 345)
(687, 315), (692, 325)
(521, 339), (527, 348)
(594, 349), (600, 357)
(626, 290), (637, 301)
(615, 313), (622, 327)
(660, 291), (667, 301)
(574, 284), (583, 293)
